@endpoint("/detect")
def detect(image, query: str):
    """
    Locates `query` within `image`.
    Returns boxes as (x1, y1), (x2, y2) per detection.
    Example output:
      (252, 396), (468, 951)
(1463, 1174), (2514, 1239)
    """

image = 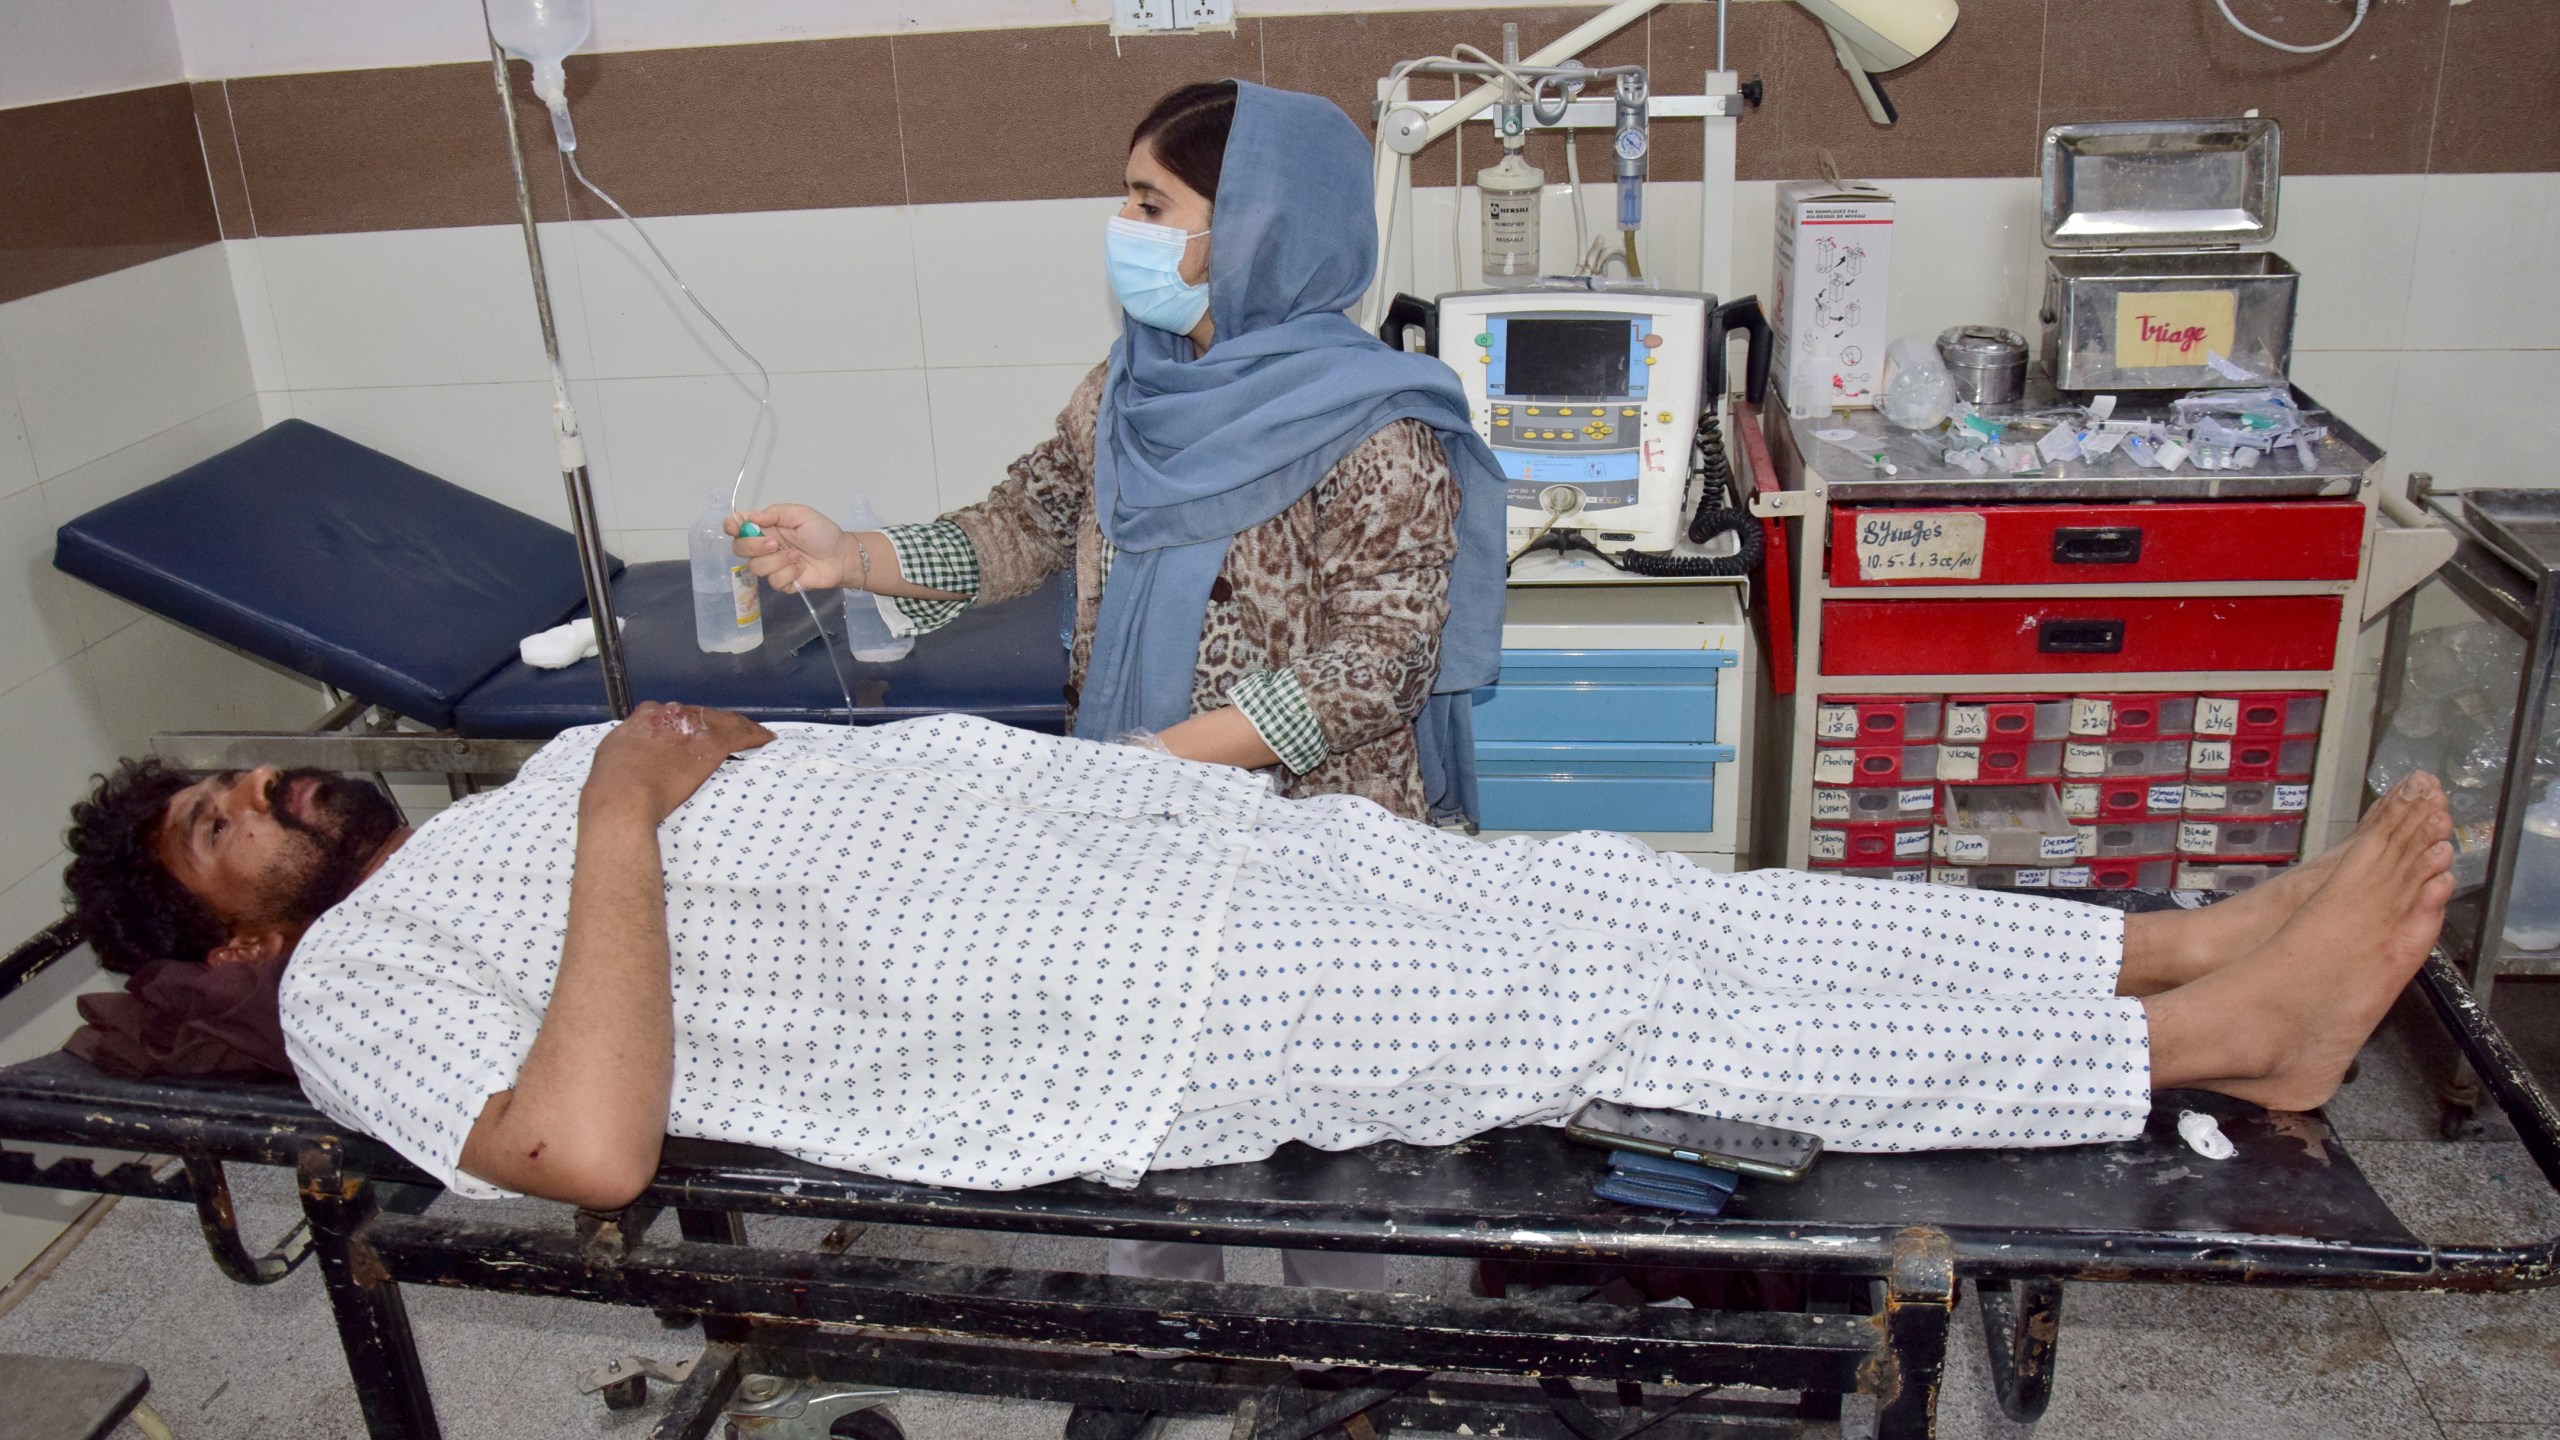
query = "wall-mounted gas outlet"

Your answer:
(1112, 0), (1235, 35)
